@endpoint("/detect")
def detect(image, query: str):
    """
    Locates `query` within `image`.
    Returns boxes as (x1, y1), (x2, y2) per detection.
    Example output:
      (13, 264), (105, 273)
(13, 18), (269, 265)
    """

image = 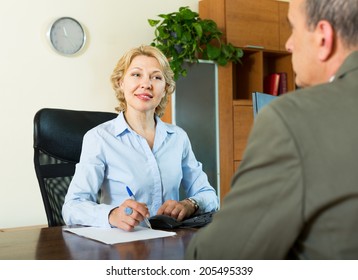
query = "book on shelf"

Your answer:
(252, 92), (278, 118)
(263, 72), (288, 96)
(264, 73), (280, 96)
(278, 72), (288, 95)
